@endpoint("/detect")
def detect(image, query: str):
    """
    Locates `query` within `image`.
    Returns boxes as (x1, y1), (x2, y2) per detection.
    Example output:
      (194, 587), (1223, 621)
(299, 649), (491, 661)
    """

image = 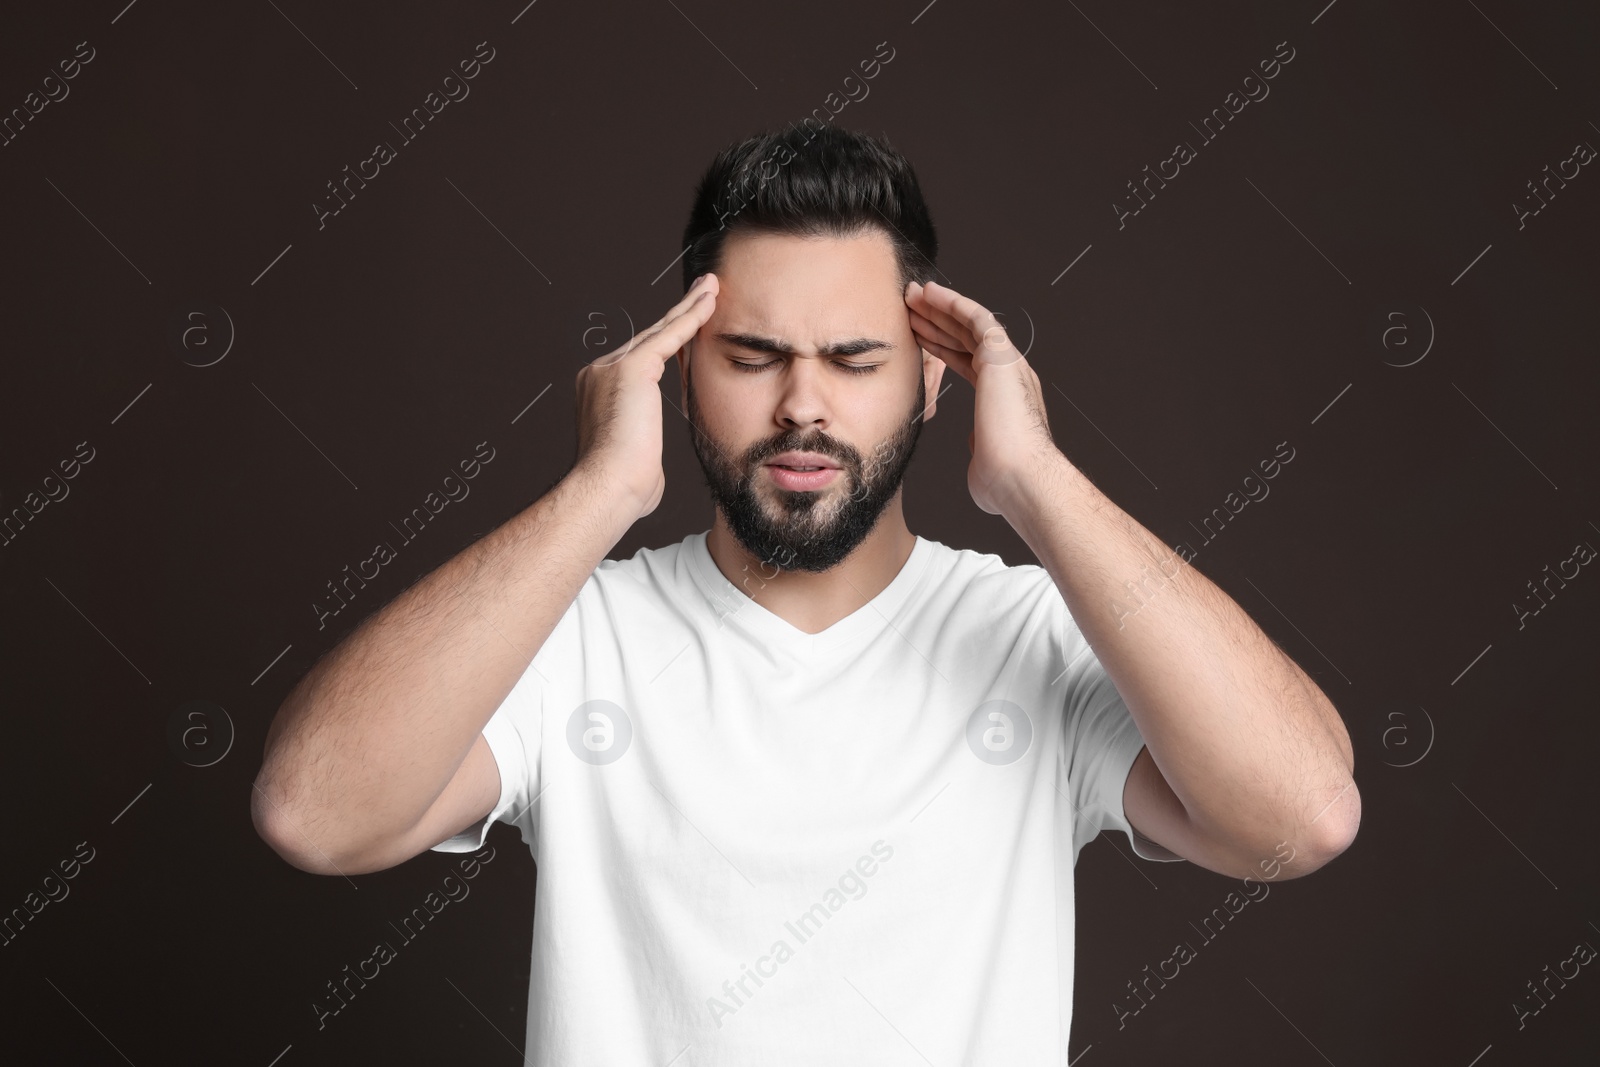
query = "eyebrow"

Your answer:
(712, 332), (895, 357)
